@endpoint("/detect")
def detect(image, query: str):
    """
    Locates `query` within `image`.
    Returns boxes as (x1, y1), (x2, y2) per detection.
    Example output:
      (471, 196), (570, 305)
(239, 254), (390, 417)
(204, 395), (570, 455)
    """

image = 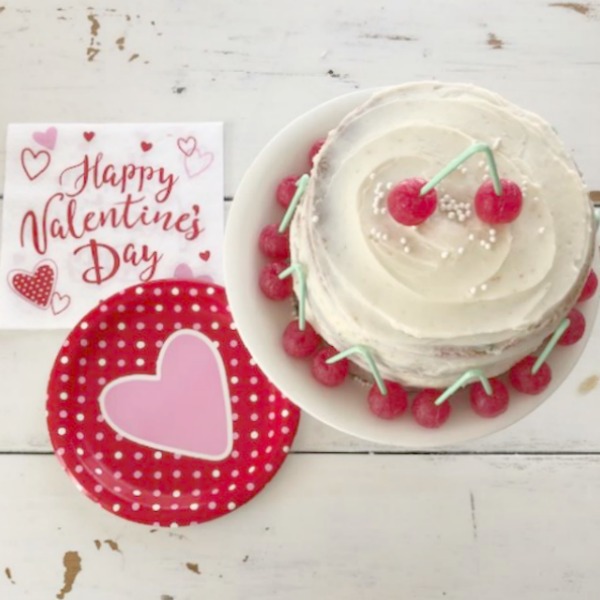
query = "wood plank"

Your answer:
(1, 454), (599, 599)
(0, 0), (598, 197)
